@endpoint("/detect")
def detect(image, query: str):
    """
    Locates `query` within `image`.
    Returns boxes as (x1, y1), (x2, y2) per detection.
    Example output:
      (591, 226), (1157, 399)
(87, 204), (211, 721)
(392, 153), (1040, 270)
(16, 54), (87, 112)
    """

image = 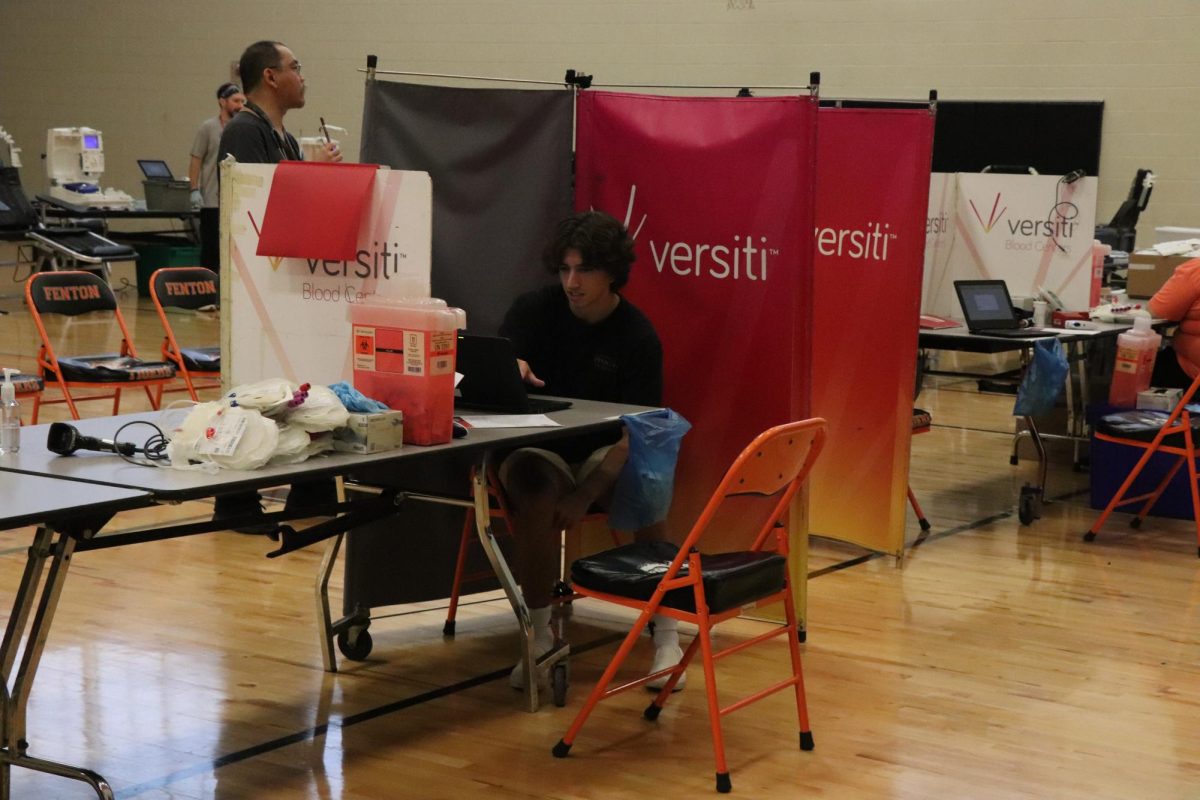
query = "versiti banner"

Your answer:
(575, 91), (818, 543)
